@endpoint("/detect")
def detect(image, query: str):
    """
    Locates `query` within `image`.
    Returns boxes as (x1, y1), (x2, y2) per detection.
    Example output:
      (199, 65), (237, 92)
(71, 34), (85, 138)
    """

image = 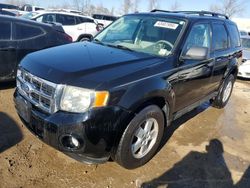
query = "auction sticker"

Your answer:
(154, 21), (179, 30)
